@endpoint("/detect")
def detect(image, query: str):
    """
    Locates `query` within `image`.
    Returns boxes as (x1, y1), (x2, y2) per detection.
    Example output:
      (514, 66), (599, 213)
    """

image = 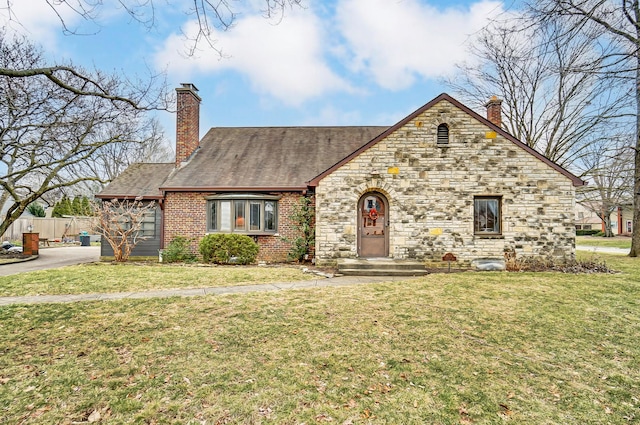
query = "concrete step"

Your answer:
(337, 258), (428, 276)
